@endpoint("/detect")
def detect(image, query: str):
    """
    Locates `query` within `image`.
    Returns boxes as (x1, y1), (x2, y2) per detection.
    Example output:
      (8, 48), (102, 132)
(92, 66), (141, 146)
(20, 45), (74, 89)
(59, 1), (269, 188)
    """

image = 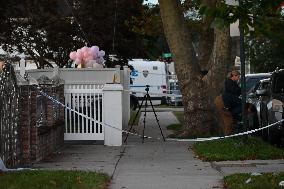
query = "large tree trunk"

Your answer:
(159, 0), (230, 136)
